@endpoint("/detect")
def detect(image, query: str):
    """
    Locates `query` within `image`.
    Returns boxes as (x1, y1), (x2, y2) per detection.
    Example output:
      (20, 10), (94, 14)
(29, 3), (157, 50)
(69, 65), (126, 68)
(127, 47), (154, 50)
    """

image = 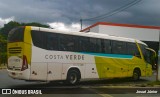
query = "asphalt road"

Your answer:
(0, 69), (159, 97)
